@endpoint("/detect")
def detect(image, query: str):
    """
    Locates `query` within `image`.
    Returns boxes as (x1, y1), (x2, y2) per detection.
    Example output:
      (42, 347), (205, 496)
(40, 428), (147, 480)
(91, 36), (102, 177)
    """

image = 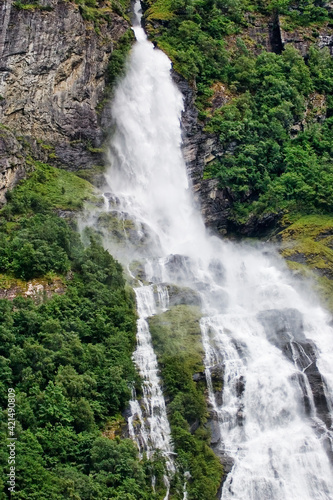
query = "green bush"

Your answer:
(145, 0), (333, 227)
